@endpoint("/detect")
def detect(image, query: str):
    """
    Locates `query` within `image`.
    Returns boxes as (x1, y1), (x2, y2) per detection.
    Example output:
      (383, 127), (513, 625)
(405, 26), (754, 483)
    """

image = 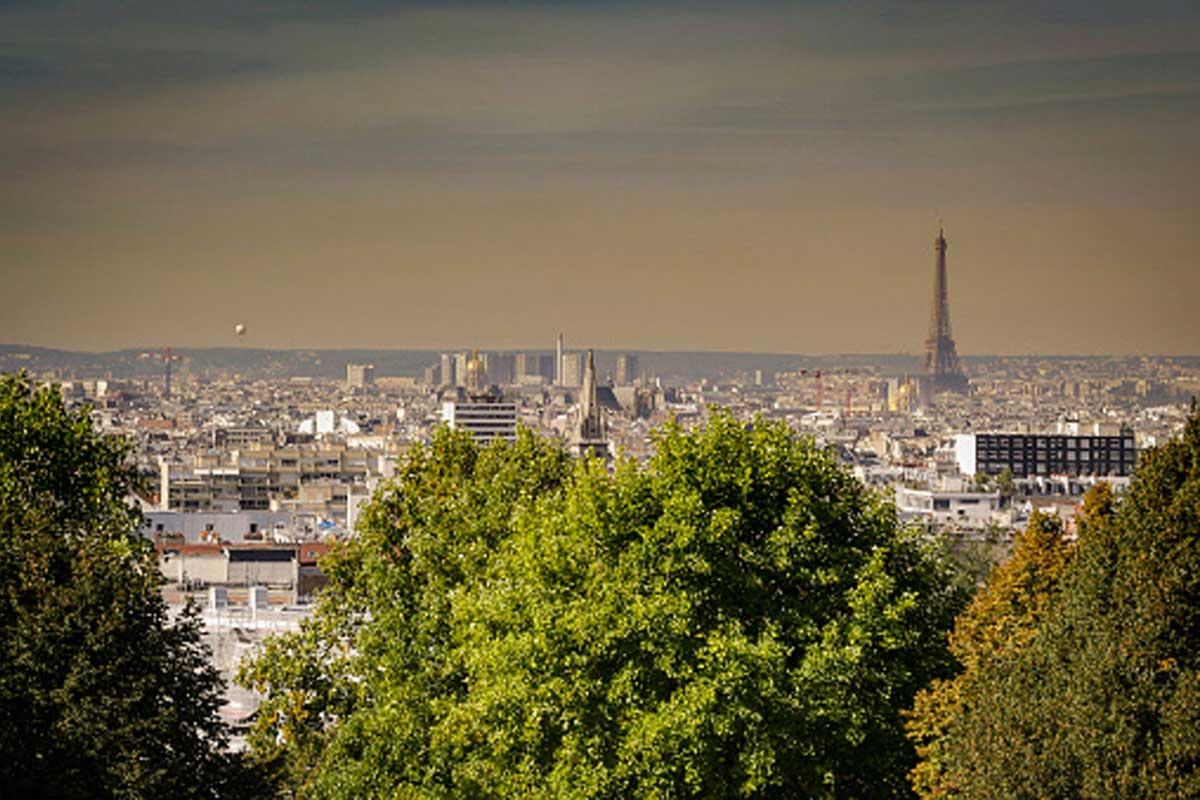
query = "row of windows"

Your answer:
(979, 452), (1134, 461)
(978, 461), (1134, 477)
(978, 436), (1133, 448)
(974, 443), (1132, 450)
